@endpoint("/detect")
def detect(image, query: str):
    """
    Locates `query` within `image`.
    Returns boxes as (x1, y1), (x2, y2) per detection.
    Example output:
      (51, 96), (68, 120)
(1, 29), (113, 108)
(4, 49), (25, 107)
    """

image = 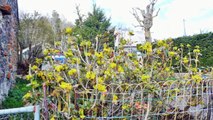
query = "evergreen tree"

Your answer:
(74, 4), (115, 49)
